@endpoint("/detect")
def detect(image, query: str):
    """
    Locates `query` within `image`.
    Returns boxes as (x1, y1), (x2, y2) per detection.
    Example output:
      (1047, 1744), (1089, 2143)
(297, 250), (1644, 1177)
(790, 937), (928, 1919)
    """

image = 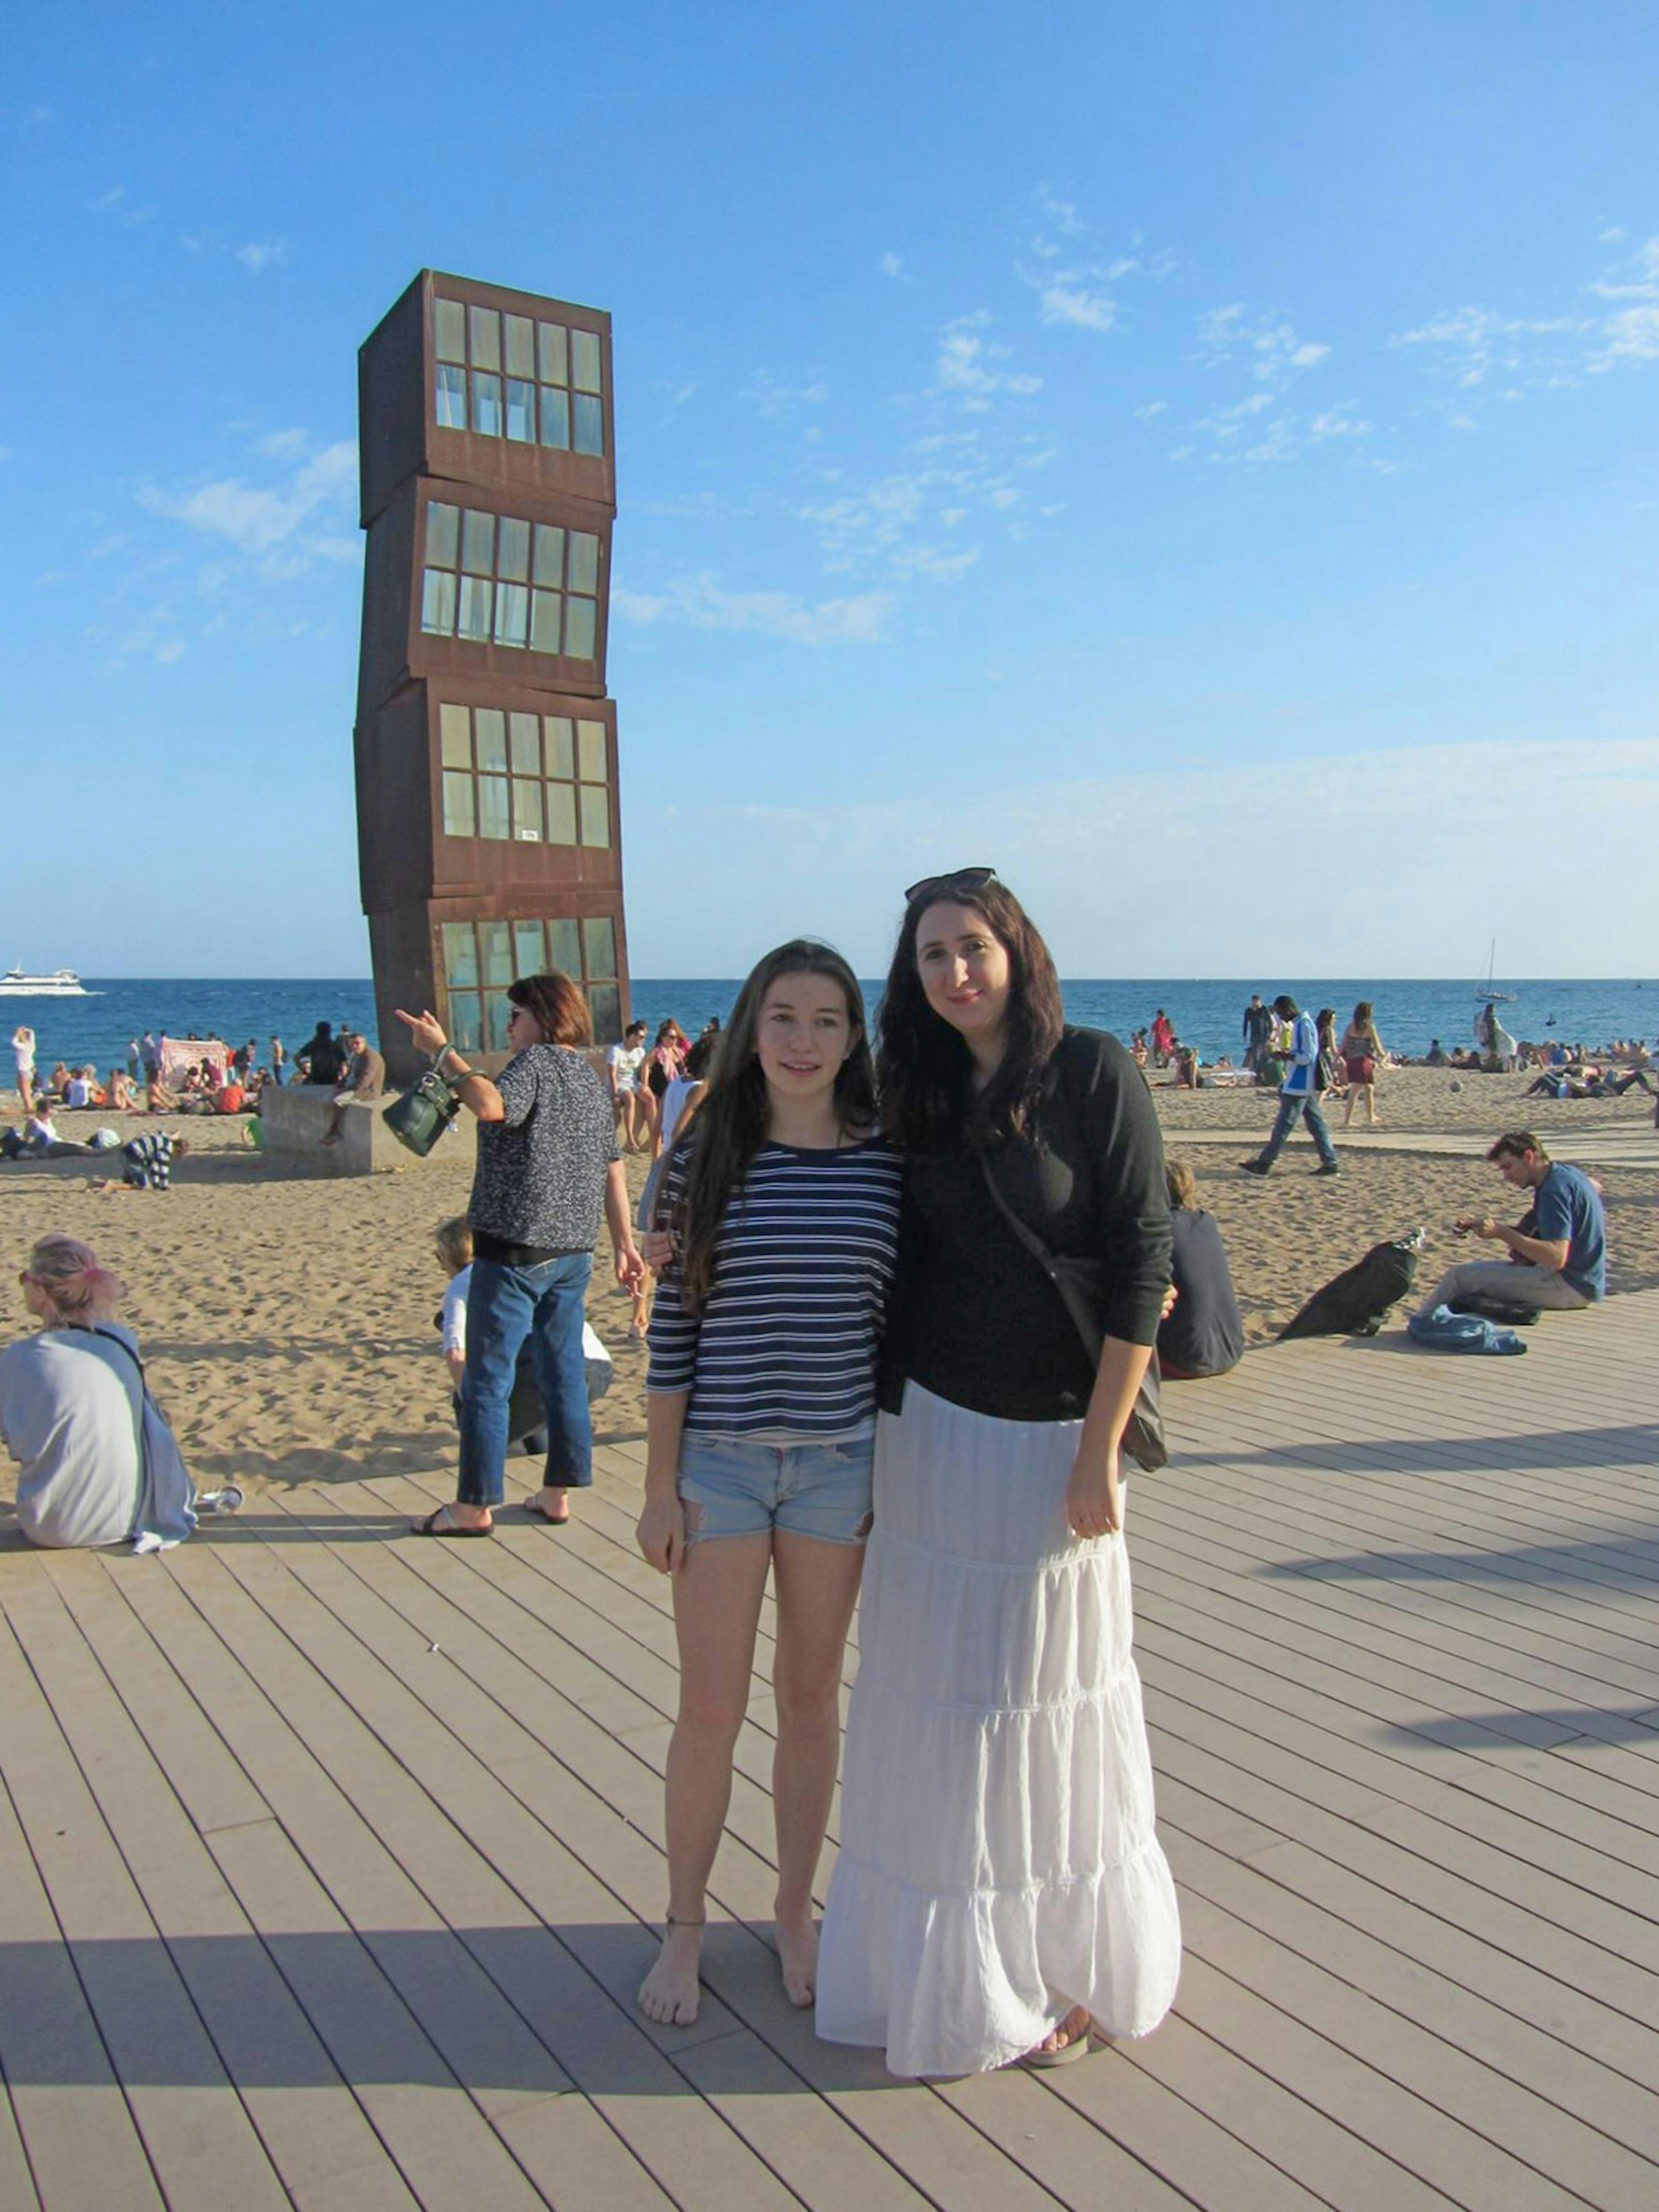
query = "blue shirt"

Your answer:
(1525, 1163), (1607, 1300)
